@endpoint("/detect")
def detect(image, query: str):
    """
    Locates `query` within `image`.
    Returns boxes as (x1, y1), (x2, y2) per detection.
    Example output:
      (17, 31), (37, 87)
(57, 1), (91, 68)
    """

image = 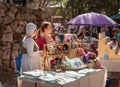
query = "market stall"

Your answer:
(17, 33), (107, 87)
